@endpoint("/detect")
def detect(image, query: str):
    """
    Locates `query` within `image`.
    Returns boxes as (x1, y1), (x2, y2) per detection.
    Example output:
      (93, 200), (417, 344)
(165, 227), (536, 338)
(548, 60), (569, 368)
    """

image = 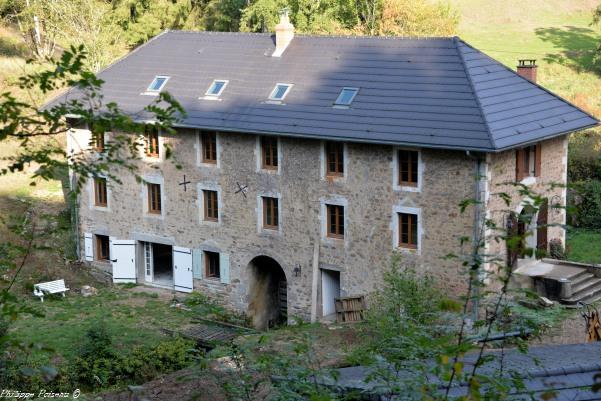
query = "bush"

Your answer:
(549, 238), (566, 260)
(569, 180), (601, 228)
(568, 130), (601, 182)
(70, 324), (196, 390)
